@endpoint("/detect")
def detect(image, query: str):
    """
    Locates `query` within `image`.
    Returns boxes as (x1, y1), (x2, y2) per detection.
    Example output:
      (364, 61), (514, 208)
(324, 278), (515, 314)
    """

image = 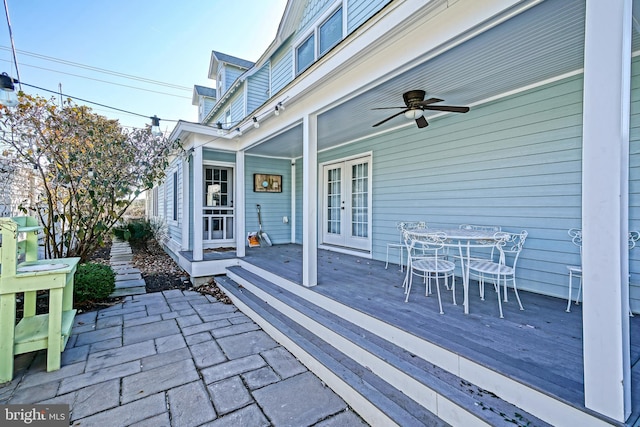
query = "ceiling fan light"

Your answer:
(404, 109), (423, 120)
